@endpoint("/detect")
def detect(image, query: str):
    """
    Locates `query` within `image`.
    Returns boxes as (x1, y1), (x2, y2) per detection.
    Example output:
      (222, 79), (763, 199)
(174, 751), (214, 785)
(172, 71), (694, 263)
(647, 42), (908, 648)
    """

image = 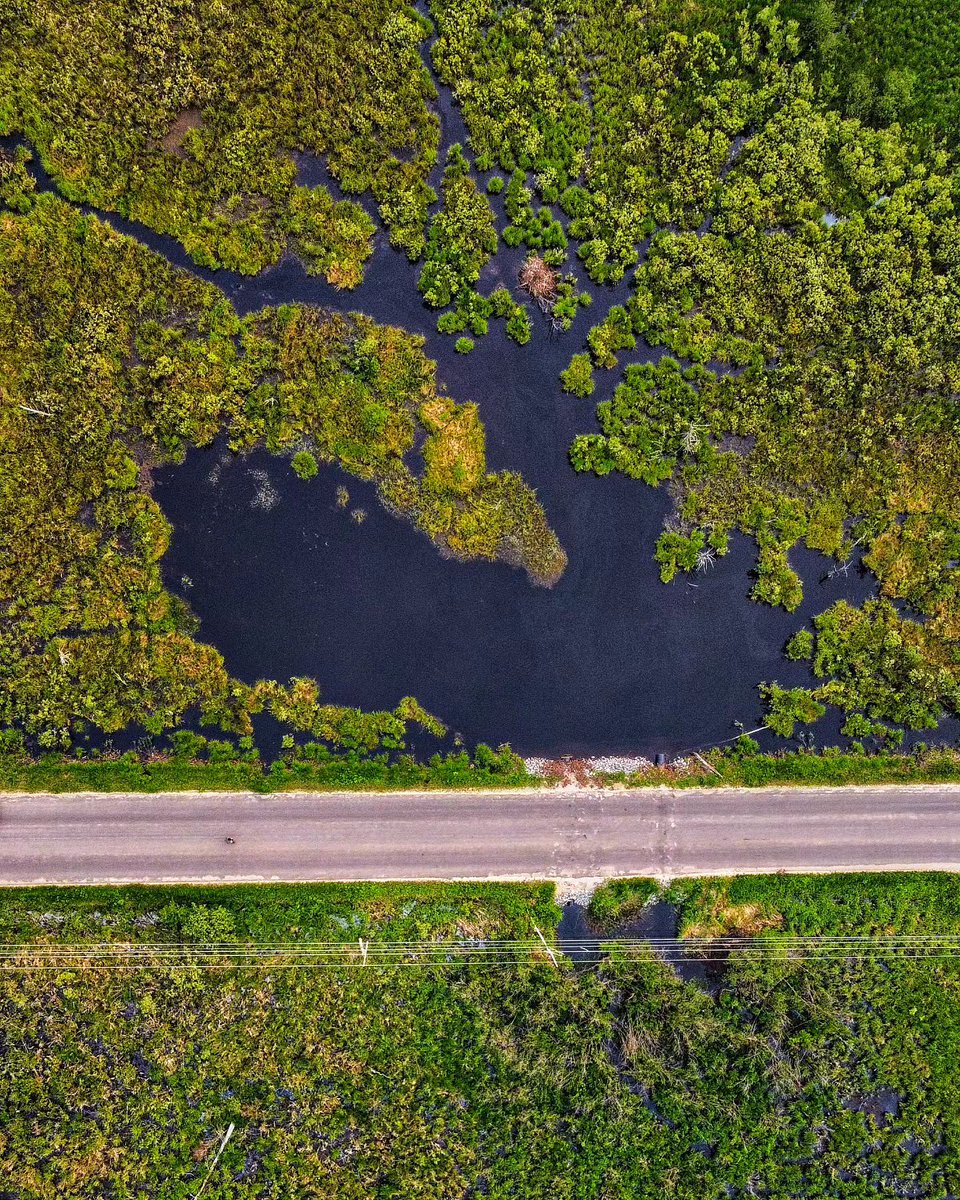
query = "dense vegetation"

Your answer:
(8, 873), (960, 1196)
(427, 0), (960, 739)
(0, 0), (439, 274)
(798, 0), (960, 143)
(563, 28), (960, 734)
(3, 0), (960, 757)
(419, 144), (497, 313)
(0, 727), (533, 793)
(10, 732), (960, 792)
(0, 176), (563, 749)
